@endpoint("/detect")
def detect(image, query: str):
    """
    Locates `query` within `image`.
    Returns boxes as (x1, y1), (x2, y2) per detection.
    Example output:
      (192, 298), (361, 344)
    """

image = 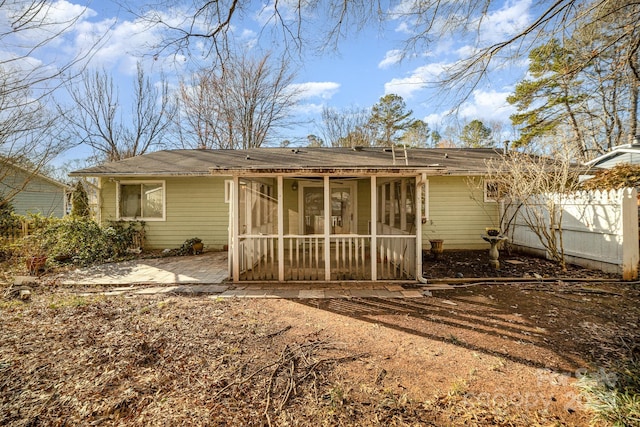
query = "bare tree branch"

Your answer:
(64, 63), (176, 161)
(133, 0), (640, 107)
(175, 51), (300, 149)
